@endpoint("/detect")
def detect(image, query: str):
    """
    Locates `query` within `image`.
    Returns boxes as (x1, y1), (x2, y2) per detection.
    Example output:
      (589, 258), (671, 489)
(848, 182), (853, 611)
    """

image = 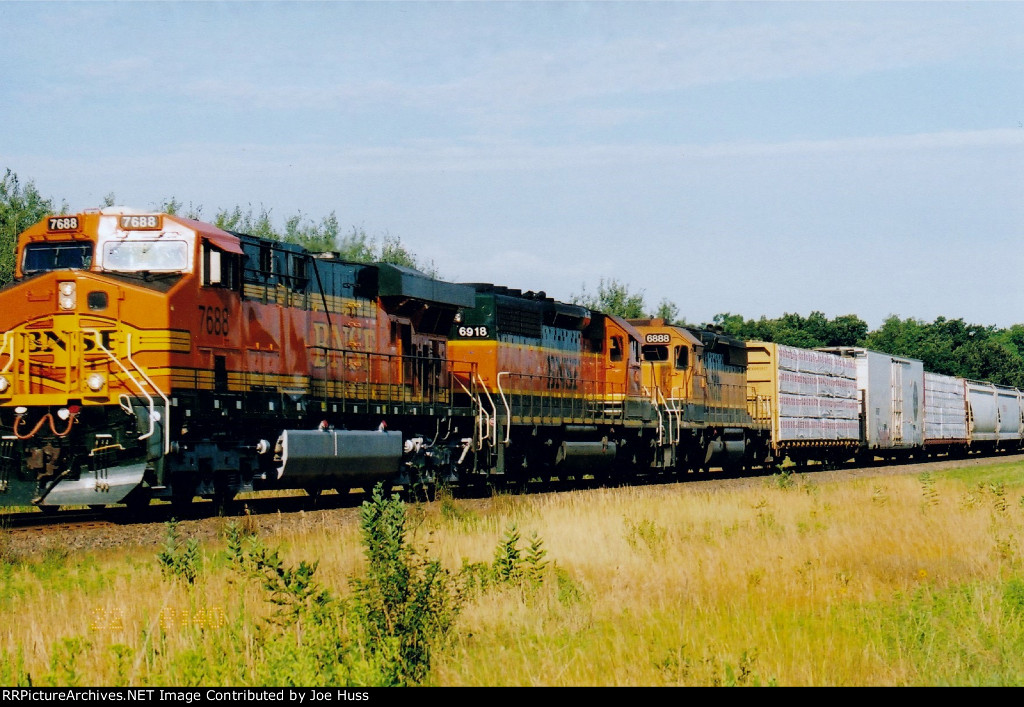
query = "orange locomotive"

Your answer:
(0, 208), (473, 509)
(447, 284), (648, 482)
